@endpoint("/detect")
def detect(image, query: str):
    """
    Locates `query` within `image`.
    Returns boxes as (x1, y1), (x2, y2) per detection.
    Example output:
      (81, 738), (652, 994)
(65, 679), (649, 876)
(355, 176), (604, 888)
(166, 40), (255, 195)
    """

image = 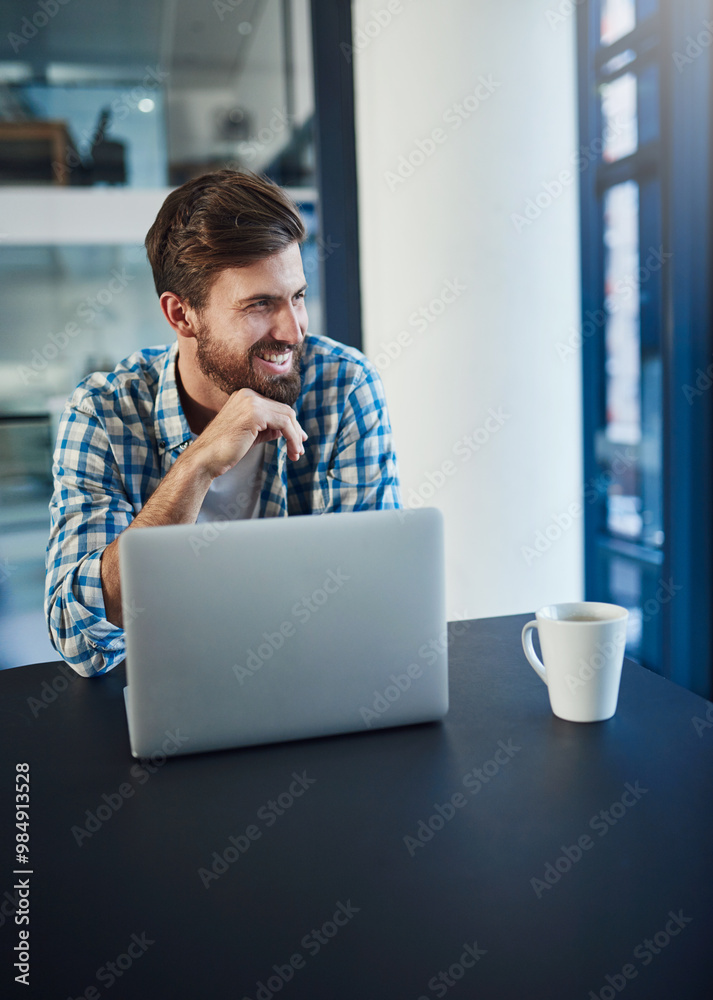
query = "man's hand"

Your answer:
(99, 387), (307, 627)
(189, 387), (307, 478)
